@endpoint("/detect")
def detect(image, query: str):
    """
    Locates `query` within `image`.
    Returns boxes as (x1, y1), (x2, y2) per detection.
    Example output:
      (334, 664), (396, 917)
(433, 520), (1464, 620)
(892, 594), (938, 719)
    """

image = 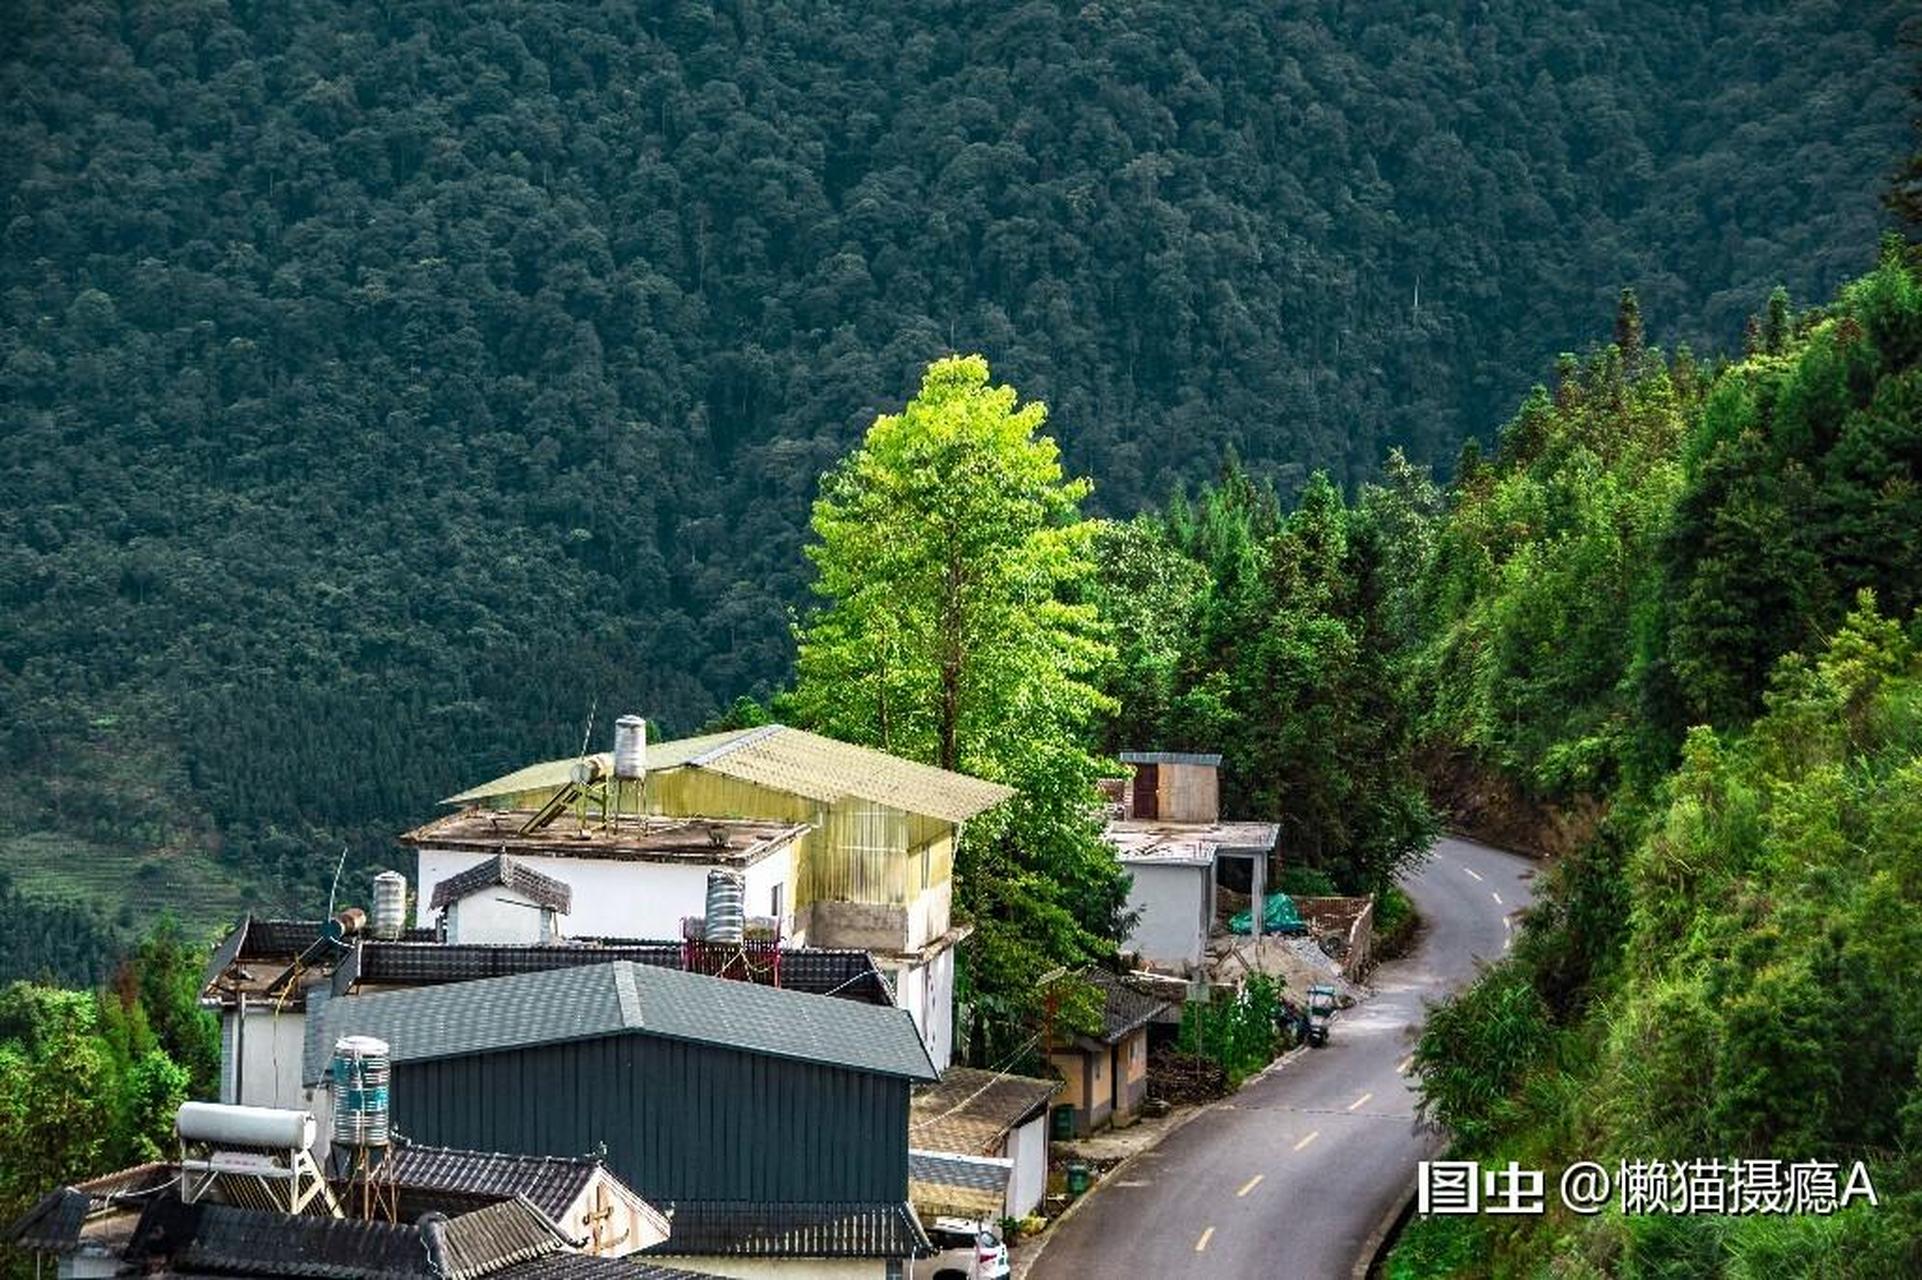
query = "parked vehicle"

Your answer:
(1306, 984), (1338, 1047)
(923, 1216), (1011, 1280)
